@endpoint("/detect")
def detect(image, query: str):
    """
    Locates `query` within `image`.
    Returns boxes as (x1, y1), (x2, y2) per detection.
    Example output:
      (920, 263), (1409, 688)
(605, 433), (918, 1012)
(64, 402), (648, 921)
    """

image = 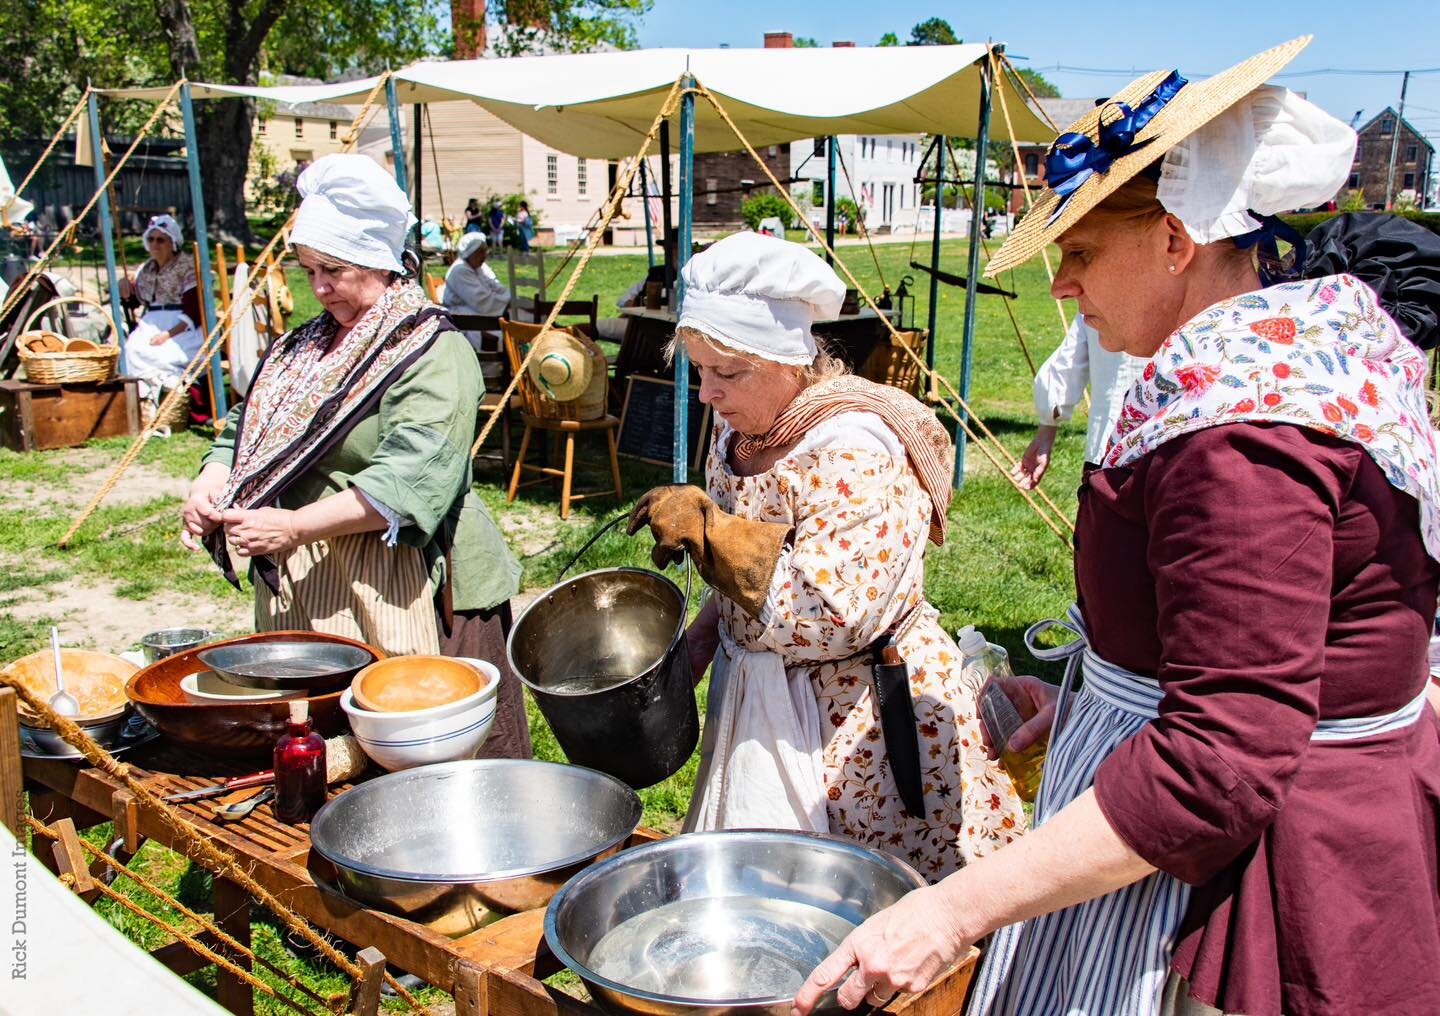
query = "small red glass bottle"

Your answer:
(274, 699), (326, 824)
